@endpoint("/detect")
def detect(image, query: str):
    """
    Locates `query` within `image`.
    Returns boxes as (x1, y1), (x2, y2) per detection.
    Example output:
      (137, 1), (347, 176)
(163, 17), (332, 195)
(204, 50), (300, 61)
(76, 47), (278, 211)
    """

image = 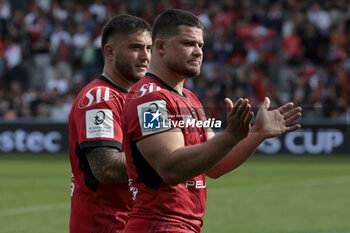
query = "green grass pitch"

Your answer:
(0, 154), (349, 233)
